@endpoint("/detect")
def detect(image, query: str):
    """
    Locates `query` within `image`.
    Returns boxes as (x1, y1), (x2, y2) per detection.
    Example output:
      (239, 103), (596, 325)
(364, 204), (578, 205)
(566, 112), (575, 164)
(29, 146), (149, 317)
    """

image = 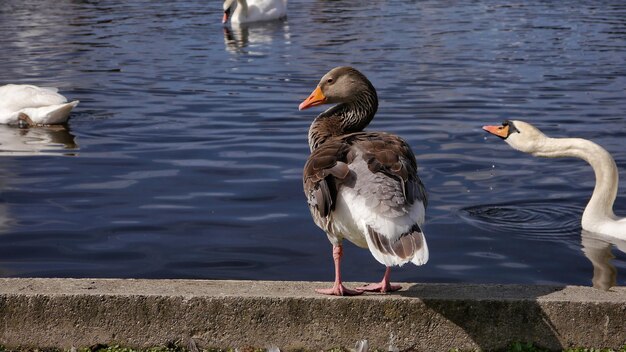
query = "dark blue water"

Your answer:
(0, 0), (625, 288)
